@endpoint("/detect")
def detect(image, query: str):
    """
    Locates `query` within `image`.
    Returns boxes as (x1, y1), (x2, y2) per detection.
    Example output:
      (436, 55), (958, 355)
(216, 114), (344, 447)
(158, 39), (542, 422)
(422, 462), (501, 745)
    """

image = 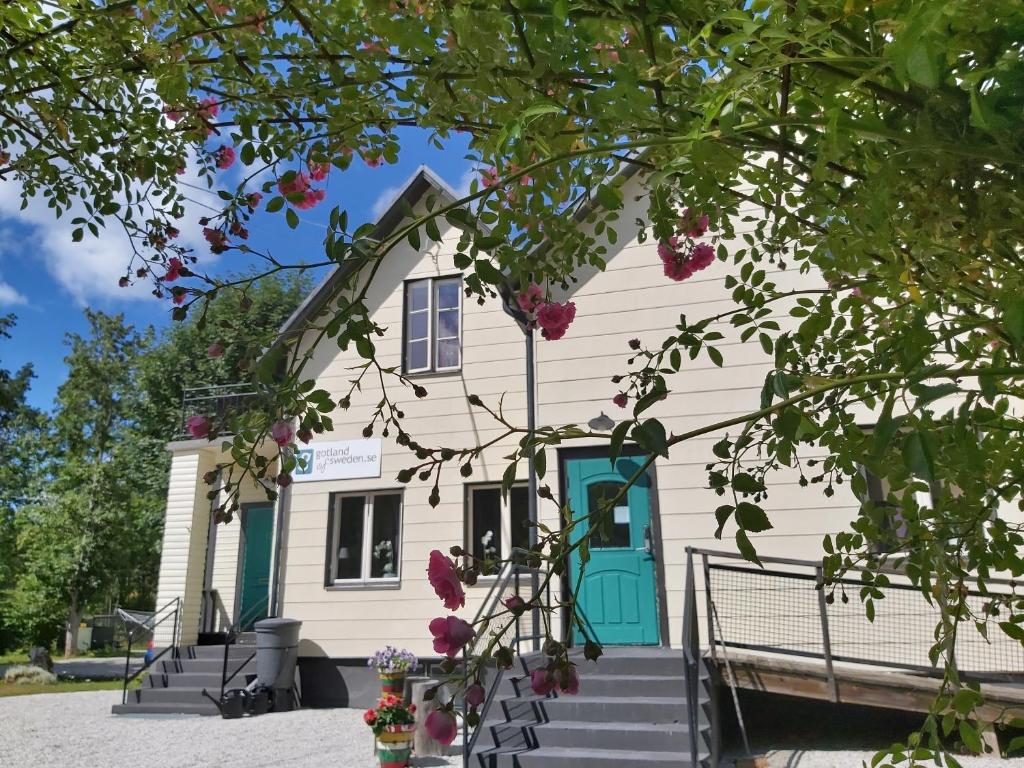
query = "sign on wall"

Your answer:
(293, 439), (382, 482)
